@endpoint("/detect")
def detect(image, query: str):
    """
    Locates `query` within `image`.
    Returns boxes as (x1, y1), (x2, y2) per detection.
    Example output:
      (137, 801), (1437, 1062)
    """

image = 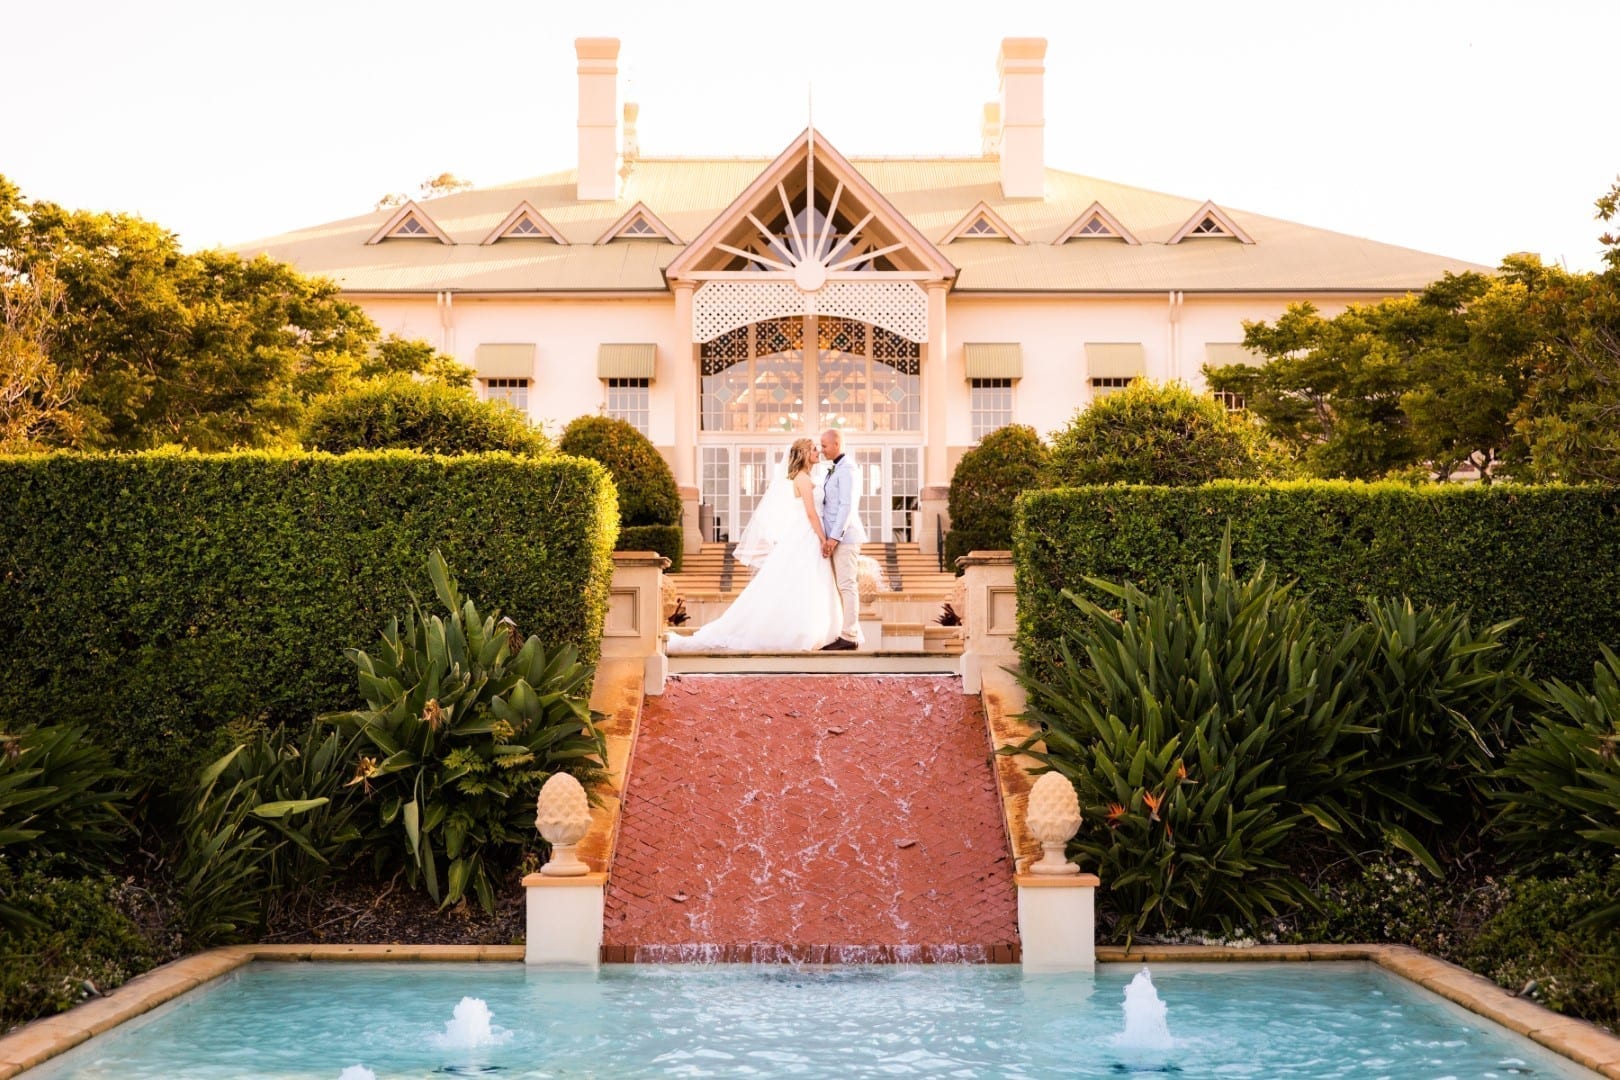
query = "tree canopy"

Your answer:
(1047, 379), (1285, 486)
(0, 174), (469, 452)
